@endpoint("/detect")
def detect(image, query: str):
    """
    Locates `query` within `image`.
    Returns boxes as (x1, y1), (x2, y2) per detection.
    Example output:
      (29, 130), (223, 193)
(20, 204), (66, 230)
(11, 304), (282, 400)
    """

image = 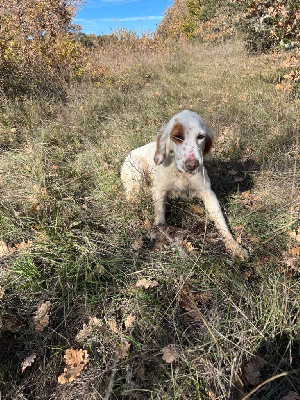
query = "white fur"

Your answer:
(121, 110), (248, 259)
